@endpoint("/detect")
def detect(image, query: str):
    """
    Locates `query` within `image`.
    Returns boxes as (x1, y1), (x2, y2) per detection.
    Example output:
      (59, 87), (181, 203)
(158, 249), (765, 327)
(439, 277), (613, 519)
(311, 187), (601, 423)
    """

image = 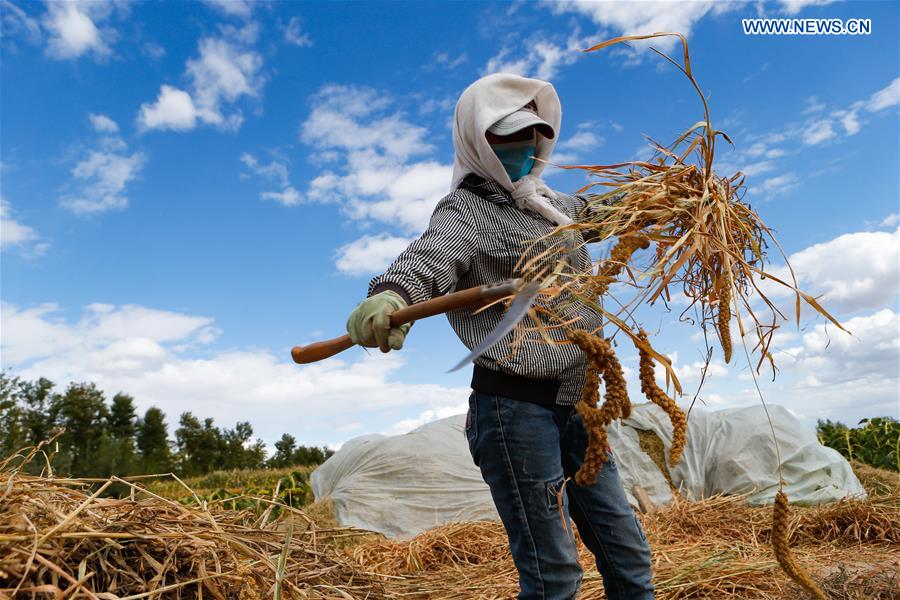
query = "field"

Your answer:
(143, 465), (316, 513)
(2, 448), (898, 599)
